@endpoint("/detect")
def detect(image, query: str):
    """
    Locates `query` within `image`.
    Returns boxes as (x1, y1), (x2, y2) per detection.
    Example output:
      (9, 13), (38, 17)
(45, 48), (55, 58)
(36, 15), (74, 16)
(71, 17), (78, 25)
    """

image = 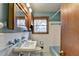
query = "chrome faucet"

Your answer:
(8, 41), (15, 45)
